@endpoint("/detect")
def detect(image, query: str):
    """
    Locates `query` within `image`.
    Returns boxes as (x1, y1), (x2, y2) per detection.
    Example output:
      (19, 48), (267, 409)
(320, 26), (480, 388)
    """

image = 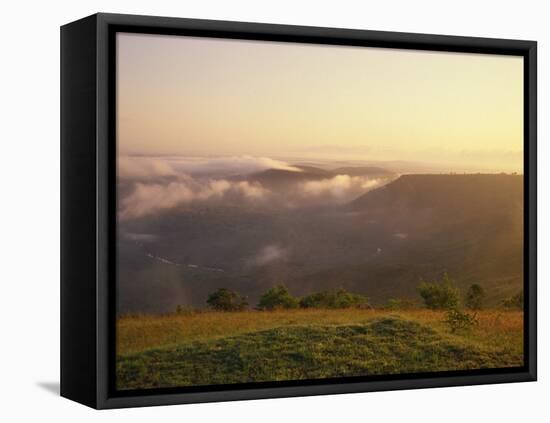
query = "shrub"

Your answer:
(384, 298), (417, 310)
(502, 290), (524, 310)
(465, 284), (485, 310)
(299, 288), (369, 309)
(444, 308), (478, 333)
(206, 288), (248, 312)
(257, 284), (299, 310)
(418, 273), (459, 310)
